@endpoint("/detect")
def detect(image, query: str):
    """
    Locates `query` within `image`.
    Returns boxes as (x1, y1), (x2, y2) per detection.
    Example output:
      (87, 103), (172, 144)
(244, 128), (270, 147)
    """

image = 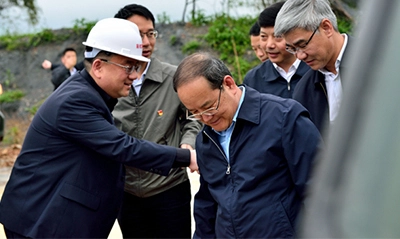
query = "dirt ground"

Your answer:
(0, 116), (29, 167)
